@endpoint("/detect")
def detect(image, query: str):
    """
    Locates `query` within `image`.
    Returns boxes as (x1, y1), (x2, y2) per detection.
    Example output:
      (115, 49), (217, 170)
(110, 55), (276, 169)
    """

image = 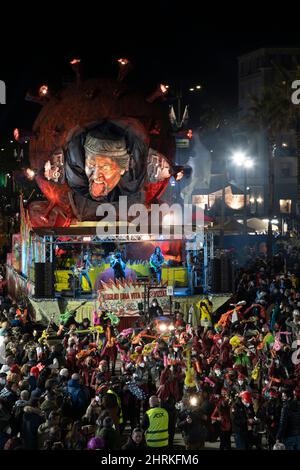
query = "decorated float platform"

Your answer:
(6, 58), (233, 325)
(6, 211), (232, 327)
